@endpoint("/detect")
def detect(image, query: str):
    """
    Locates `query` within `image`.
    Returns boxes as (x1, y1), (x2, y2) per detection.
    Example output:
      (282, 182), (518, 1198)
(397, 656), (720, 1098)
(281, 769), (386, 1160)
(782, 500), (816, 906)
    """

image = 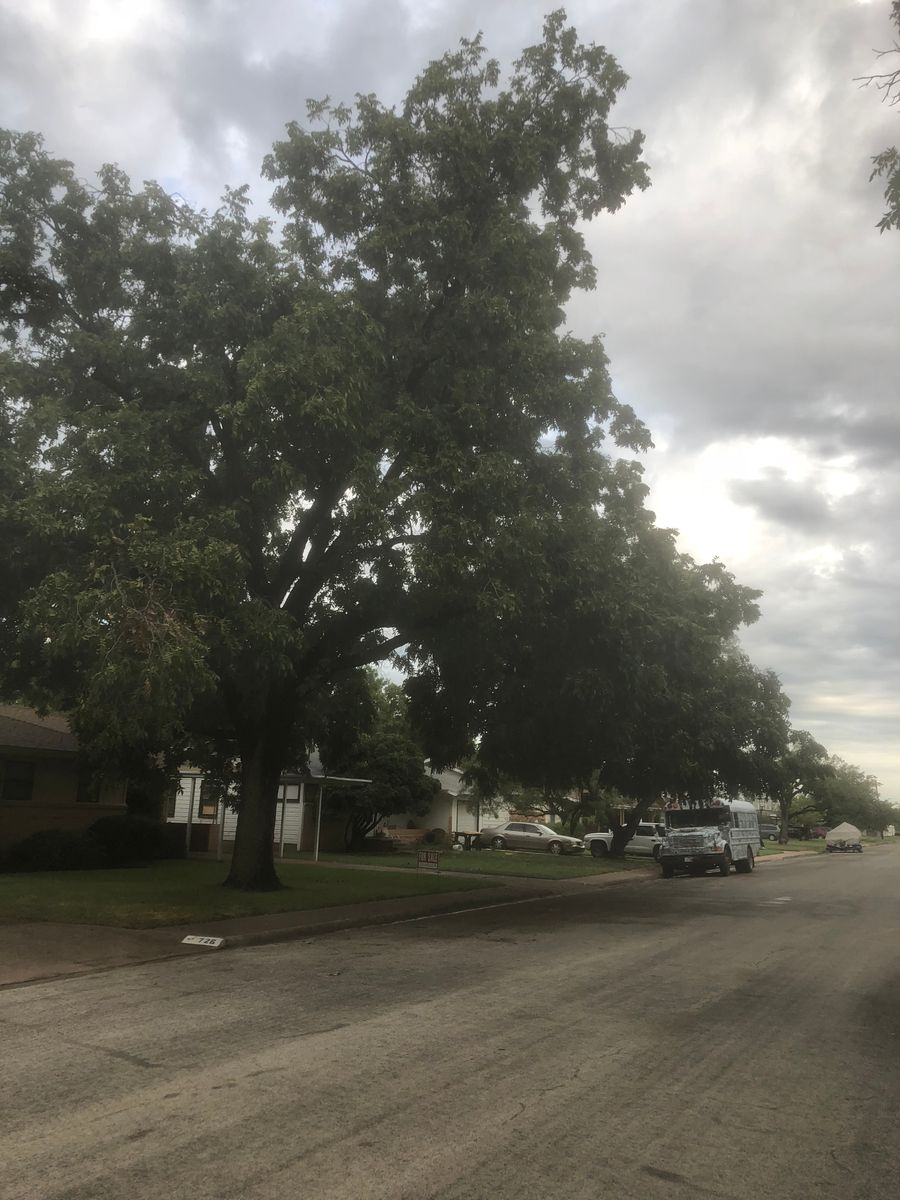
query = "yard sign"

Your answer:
(417, 848), (441, 874)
